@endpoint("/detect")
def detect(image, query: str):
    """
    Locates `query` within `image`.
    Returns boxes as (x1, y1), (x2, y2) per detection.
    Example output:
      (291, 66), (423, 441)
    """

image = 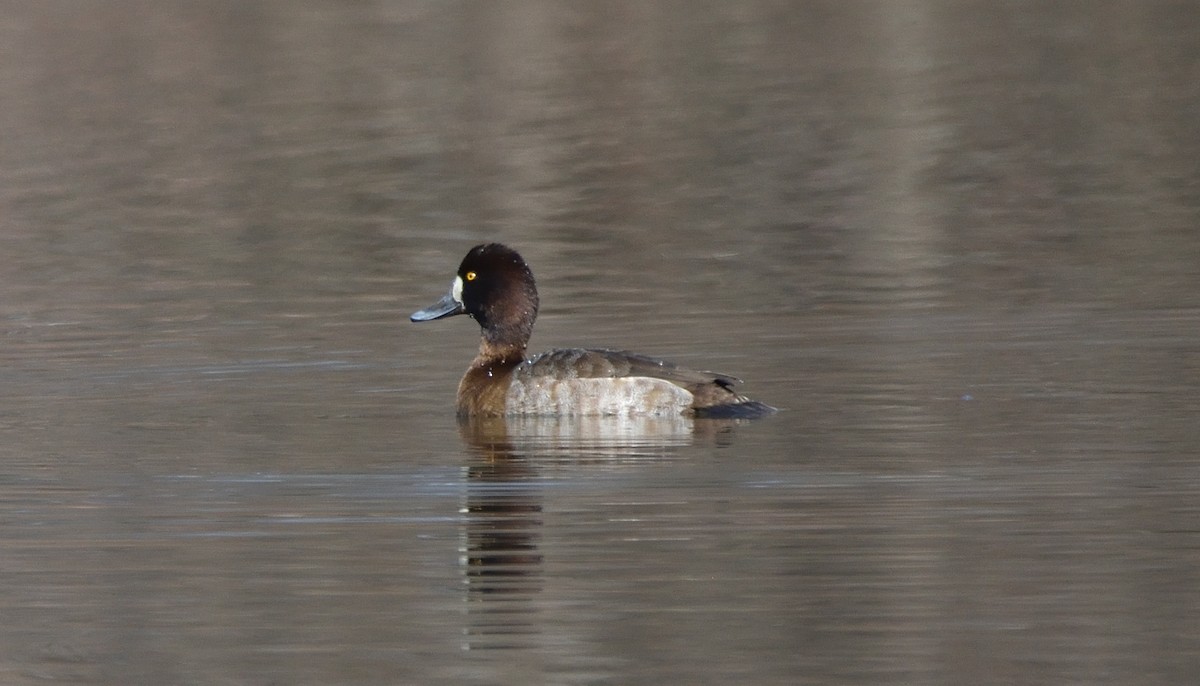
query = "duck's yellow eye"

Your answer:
(465, 271), (477, 281)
